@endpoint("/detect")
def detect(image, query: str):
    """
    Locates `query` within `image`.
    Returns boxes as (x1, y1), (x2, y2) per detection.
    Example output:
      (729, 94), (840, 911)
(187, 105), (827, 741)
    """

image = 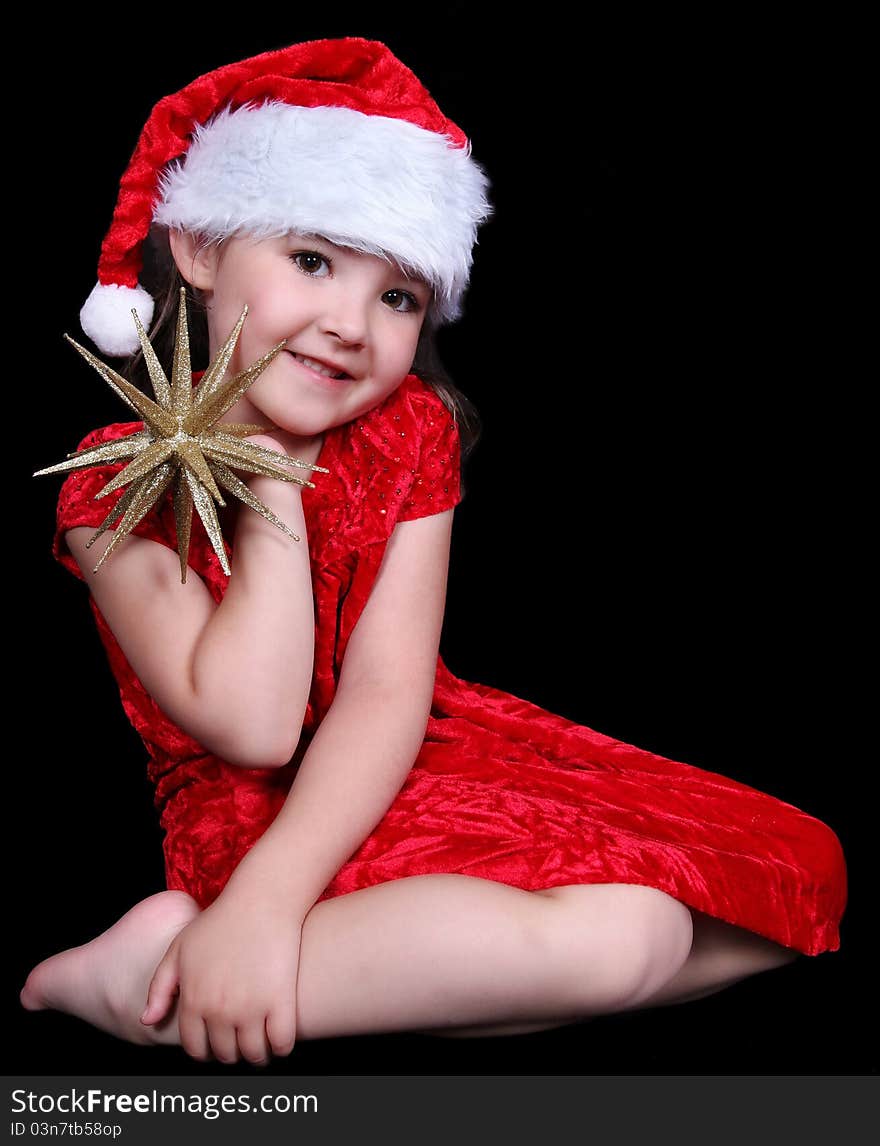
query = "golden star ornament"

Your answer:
(35, 289), (329, 582)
